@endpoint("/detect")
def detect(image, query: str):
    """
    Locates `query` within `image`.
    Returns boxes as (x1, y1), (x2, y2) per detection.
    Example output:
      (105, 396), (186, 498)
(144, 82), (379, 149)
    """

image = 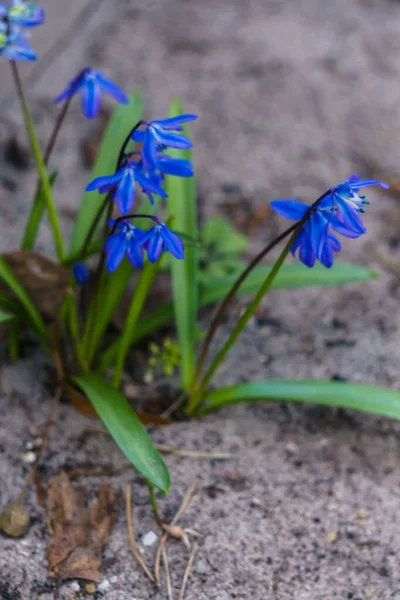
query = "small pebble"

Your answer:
(98, 580), (111, 592)
(22, 451), (36, 465)
(85, 583), (96, 594)
(356, 509), (366, 520)
(25, 441), (34, 451)
(250, 497), (262, 507)
(0, 503), (30, 537)
(109, 576), (118, 584)
(142, 530), (158, 547)
(326, 531), (337, 543)
(70, 581), (80, 593)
